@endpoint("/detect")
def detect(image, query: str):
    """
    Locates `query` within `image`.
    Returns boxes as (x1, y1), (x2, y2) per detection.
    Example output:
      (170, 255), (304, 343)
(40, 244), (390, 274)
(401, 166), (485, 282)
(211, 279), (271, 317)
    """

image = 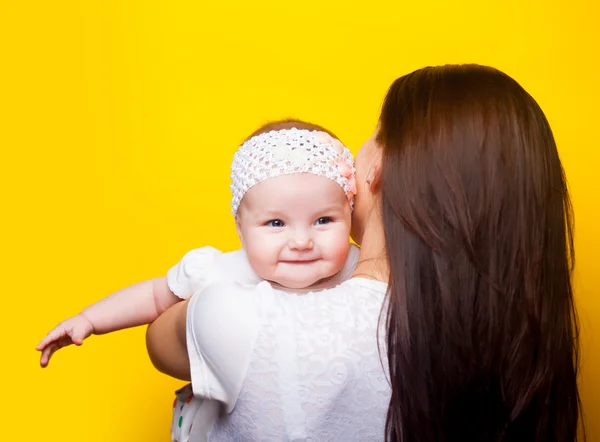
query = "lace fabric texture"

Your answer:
(209, 280), (390, 441)
(230, 128), (355, 215)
